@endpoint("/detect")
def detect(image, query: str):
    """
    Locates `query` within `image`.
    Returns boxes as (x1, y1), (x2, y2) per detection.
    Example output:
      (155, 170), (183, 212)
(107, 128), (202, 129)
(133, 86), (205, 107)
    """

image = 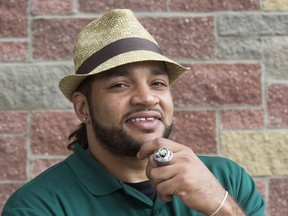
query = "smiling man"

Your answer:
(85, 62), (173, 154)
(2, 9), (265, 216)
